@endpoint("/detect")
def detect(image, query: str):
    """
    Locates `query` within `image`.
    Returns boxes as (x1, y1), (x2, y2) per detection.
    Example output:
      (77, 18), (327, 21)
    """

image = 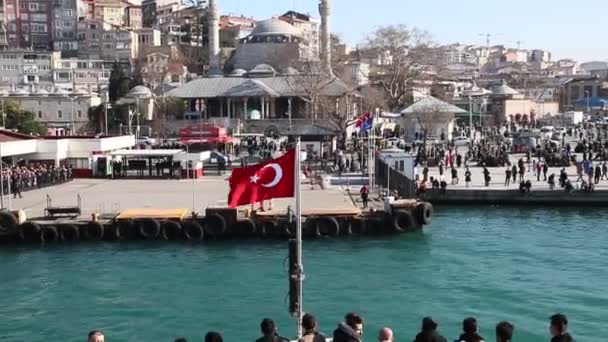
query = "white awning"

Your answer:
(109, 149), (184, 157)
